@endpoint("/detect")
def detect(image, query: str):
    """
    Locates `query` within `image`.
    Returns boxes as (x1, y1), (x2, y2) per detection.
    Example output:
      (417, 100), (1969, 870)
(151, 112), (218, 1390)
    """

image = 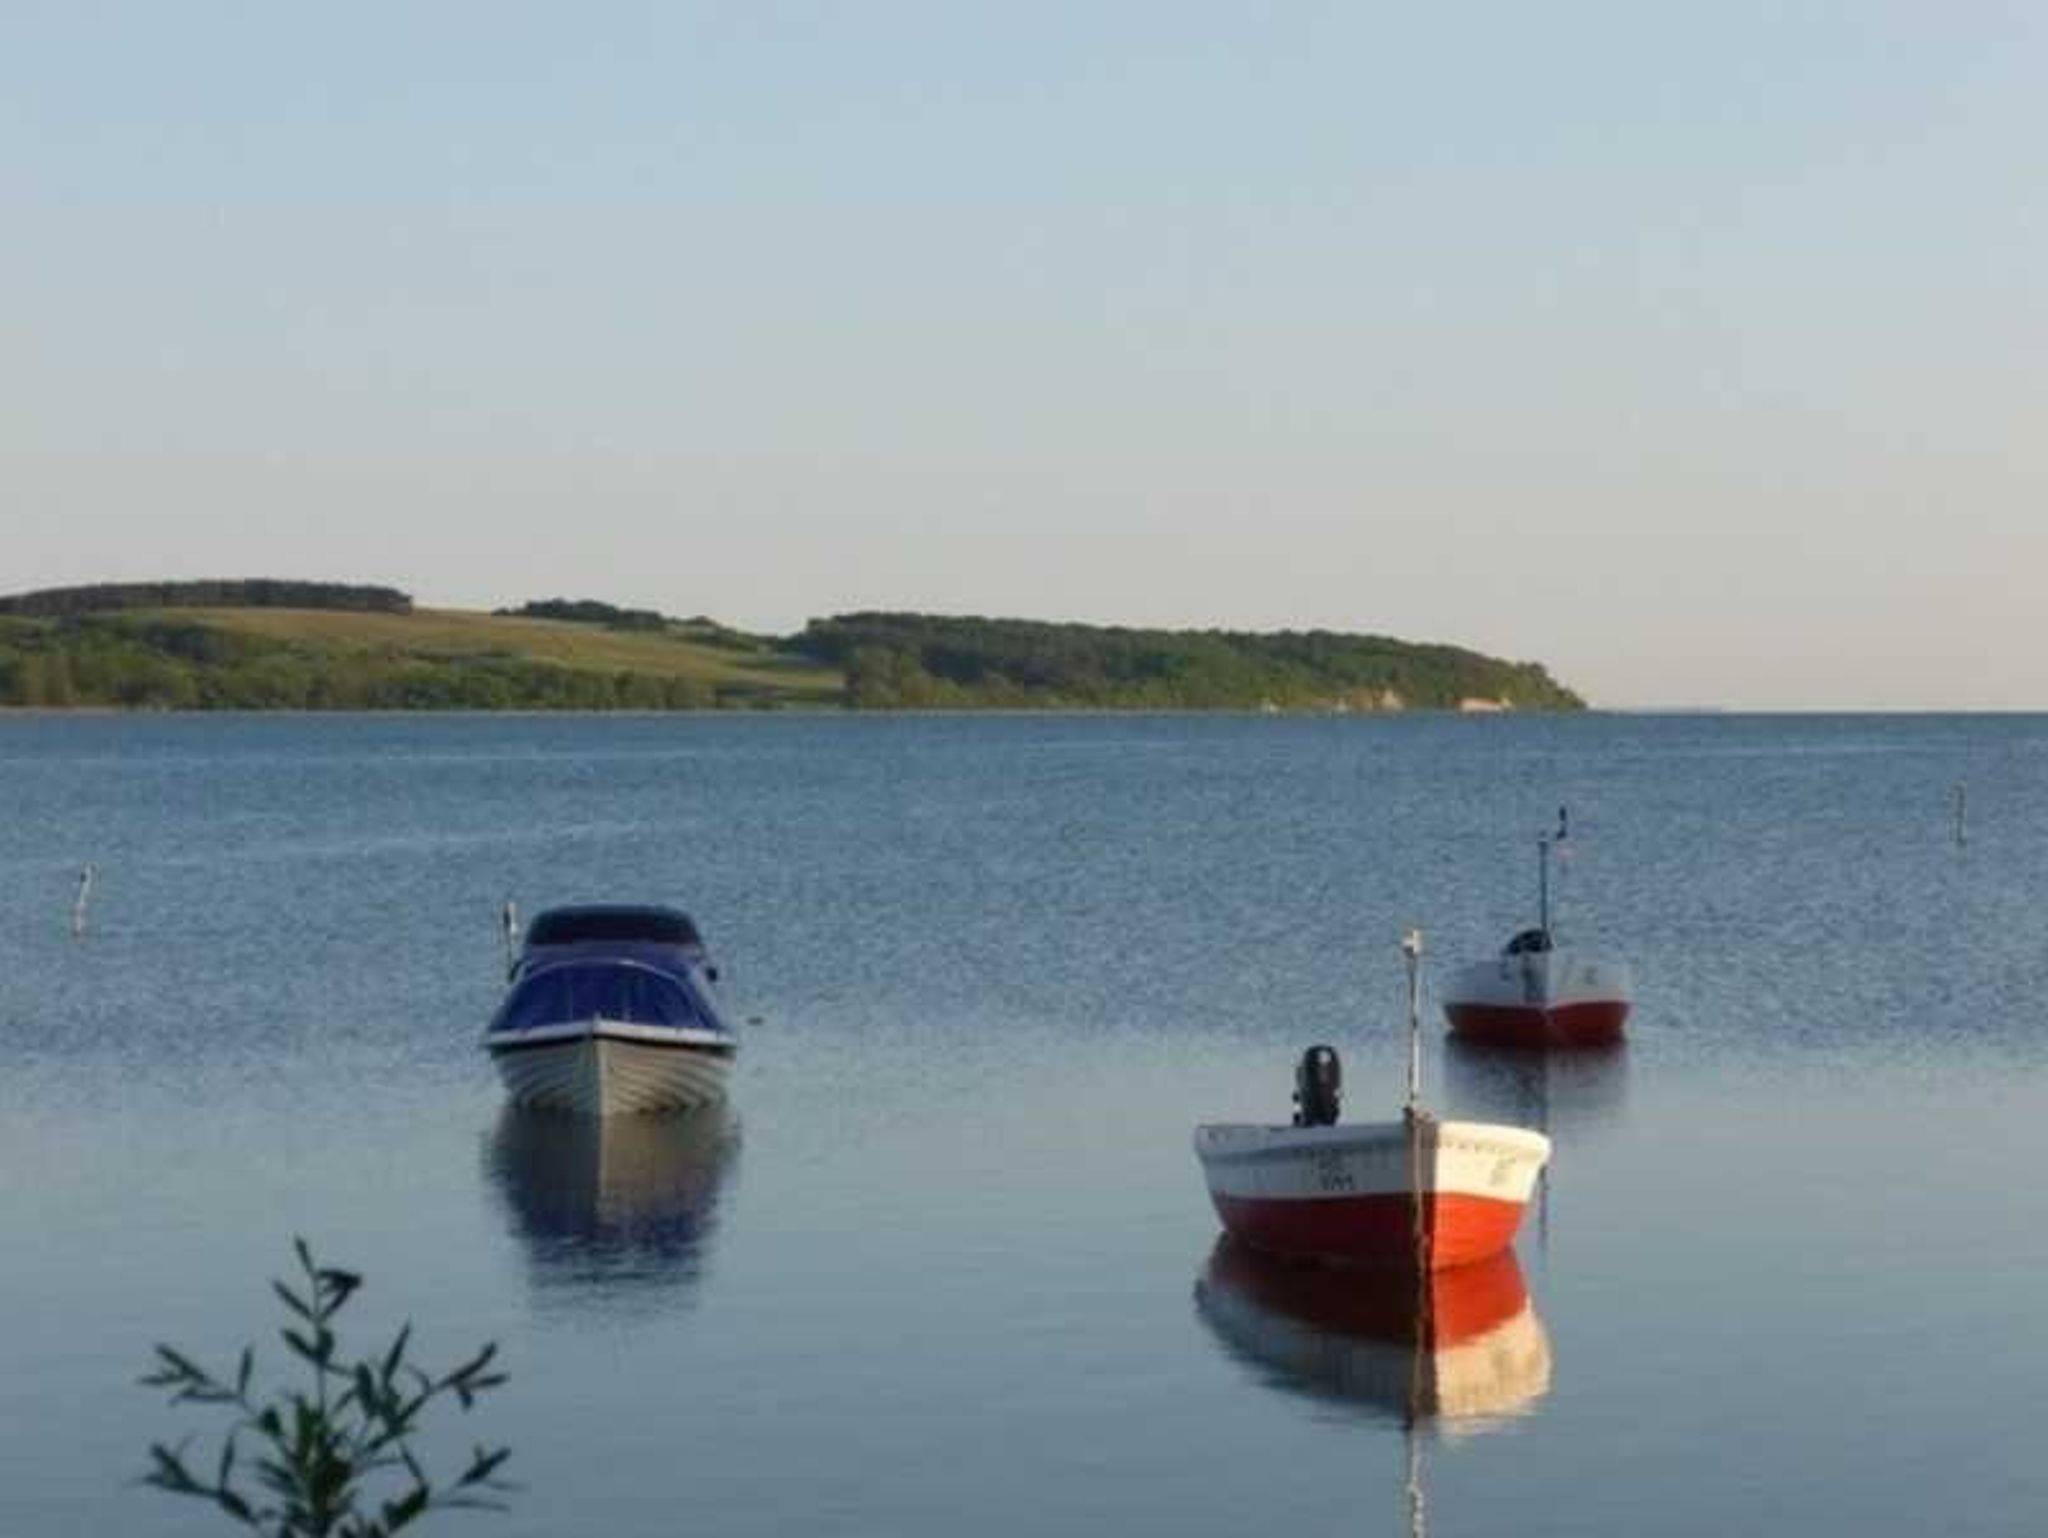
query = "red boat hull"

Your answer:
(1209, 1189), (1529, 1271)
(1444, 998), (1629, 1049)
